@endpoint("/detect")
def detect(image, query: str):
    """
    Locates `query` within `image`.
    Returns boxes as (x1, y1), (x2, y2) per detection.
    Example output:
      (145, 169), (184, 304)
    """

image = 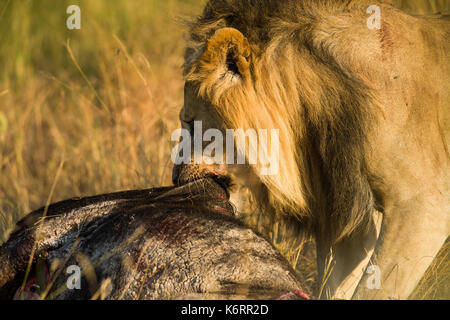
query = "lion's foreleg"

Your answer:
(318, 211), (382, 300)
(351, 201), (448, 300)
